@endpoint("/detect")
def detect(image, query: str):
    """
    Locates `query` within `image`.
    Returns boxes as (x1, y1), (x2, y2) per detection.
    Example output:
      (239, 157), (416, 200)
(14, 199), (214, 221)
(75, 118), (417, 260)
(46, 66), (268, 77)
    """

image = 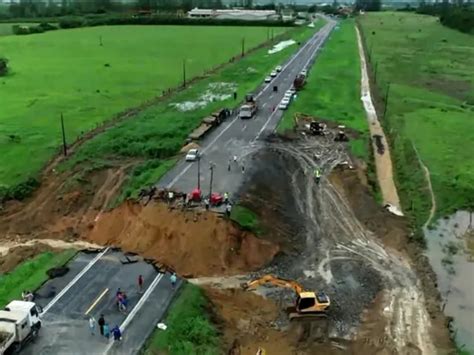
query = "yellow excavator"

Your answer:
(242, 275), (330, 321)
